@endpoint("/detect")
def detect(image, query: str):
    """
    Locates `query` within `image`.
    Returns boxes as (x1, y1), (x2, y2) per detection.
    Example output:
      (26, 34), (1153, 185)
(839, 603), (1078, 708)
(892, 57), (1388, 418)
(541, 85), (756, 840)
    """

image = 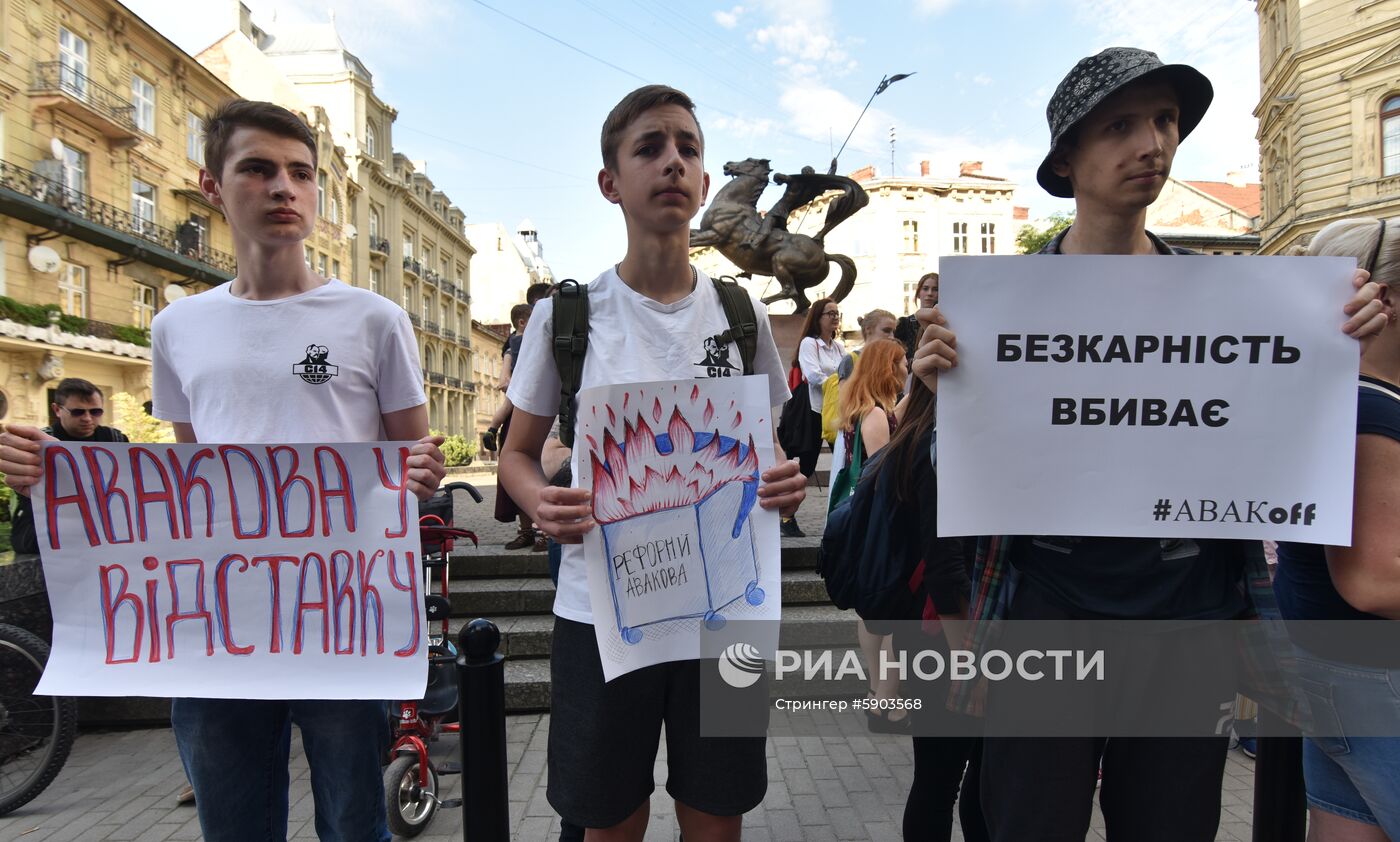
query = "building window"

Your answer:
(58, 27), (88, 99)
(1383, 95), (1400, 178)
(317, 253), (328, 277)
(952, 222), (968, 254)
(58, 143), (85, 200)
(403, 236), (414, 259)
(980, 222), (996, 254)
(423, 293), (433, 321)
(329, 194), (339, 224)
(180, 212), (209, 258)
(369, 206), (380, 239)
(186, 112), (204, 164)
(133, 284), (156, 329)
(403, 282), (415, 311)
(59, 263), (86, 317)
(332, 259), (341, 280)
(371, 267), (382, 294)
(902, 219), (919, 252)
(131, 76), (156, 134)
(131, 179), (156, 233)
(304, 245), (314, 268)
(317, 172), (327, 217)
(366, 122), (377, 158)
